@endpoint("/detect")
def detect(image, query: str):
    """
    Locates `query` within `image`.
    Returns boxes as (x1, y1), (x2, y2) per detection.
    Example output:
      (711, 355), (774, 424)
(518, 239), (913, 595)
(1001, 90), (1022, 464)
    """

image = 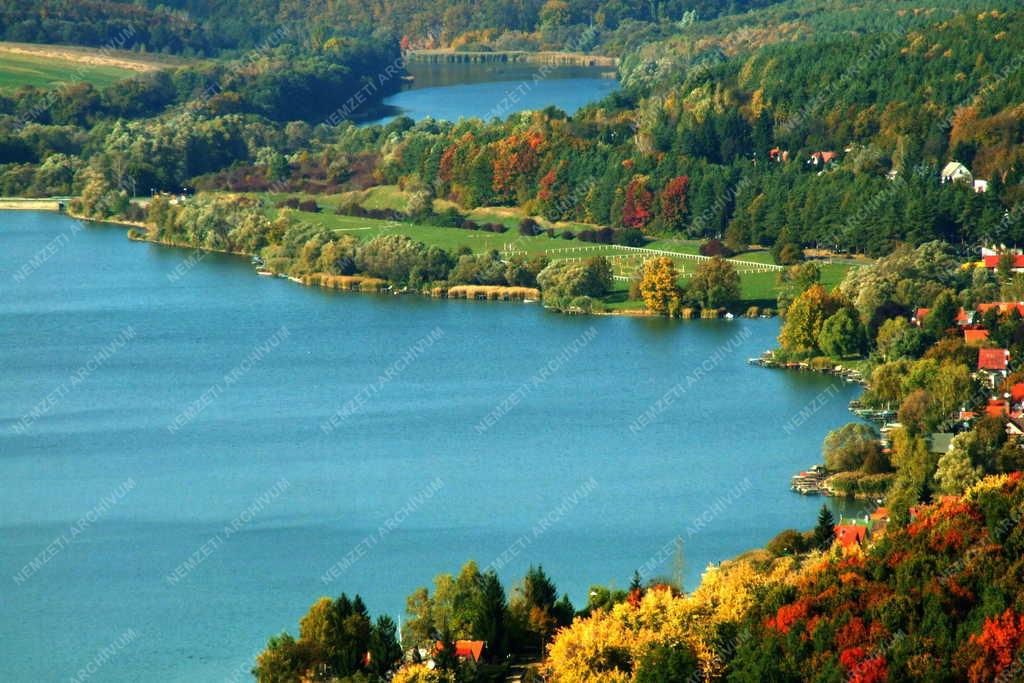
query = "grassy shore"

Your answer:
(12, 191), (858, 315)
